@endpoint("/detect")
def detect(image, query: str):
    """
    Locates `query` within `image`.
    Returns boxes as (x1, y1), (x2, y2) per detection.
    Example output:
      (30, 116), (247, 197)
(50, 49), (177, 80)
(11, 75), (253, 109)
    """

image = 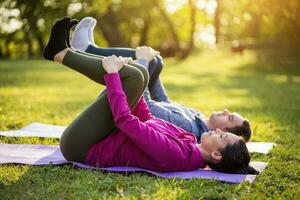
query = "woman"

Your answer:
(44, 17), (258, 174)
(69, 17), (252, 143)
